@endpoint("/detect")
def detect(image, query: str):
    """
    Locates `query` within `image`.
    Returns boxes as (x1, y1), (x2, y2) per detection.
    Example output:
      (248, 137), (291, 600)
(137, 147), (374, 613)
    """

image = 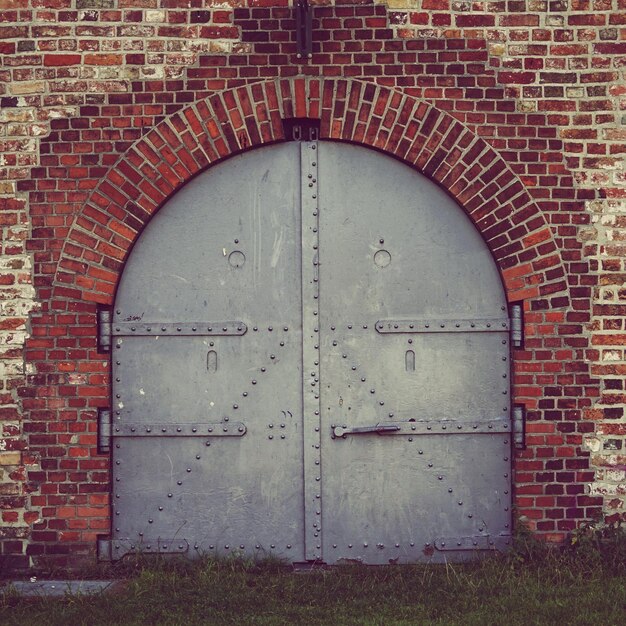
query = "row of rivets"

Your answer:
(302, 141), (322, 561)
